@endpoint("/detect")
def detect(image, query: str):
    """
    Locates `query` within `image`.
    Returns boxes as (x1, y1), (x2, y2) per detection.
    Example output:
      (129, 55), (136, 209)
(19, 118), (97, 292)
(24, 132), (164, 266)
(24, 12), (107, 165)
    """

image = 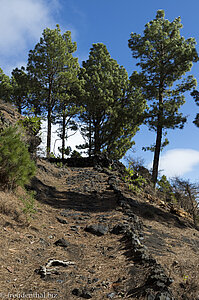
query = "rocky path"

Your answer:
(0, 159), (199, 299)
(0, 160), (134, 299)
